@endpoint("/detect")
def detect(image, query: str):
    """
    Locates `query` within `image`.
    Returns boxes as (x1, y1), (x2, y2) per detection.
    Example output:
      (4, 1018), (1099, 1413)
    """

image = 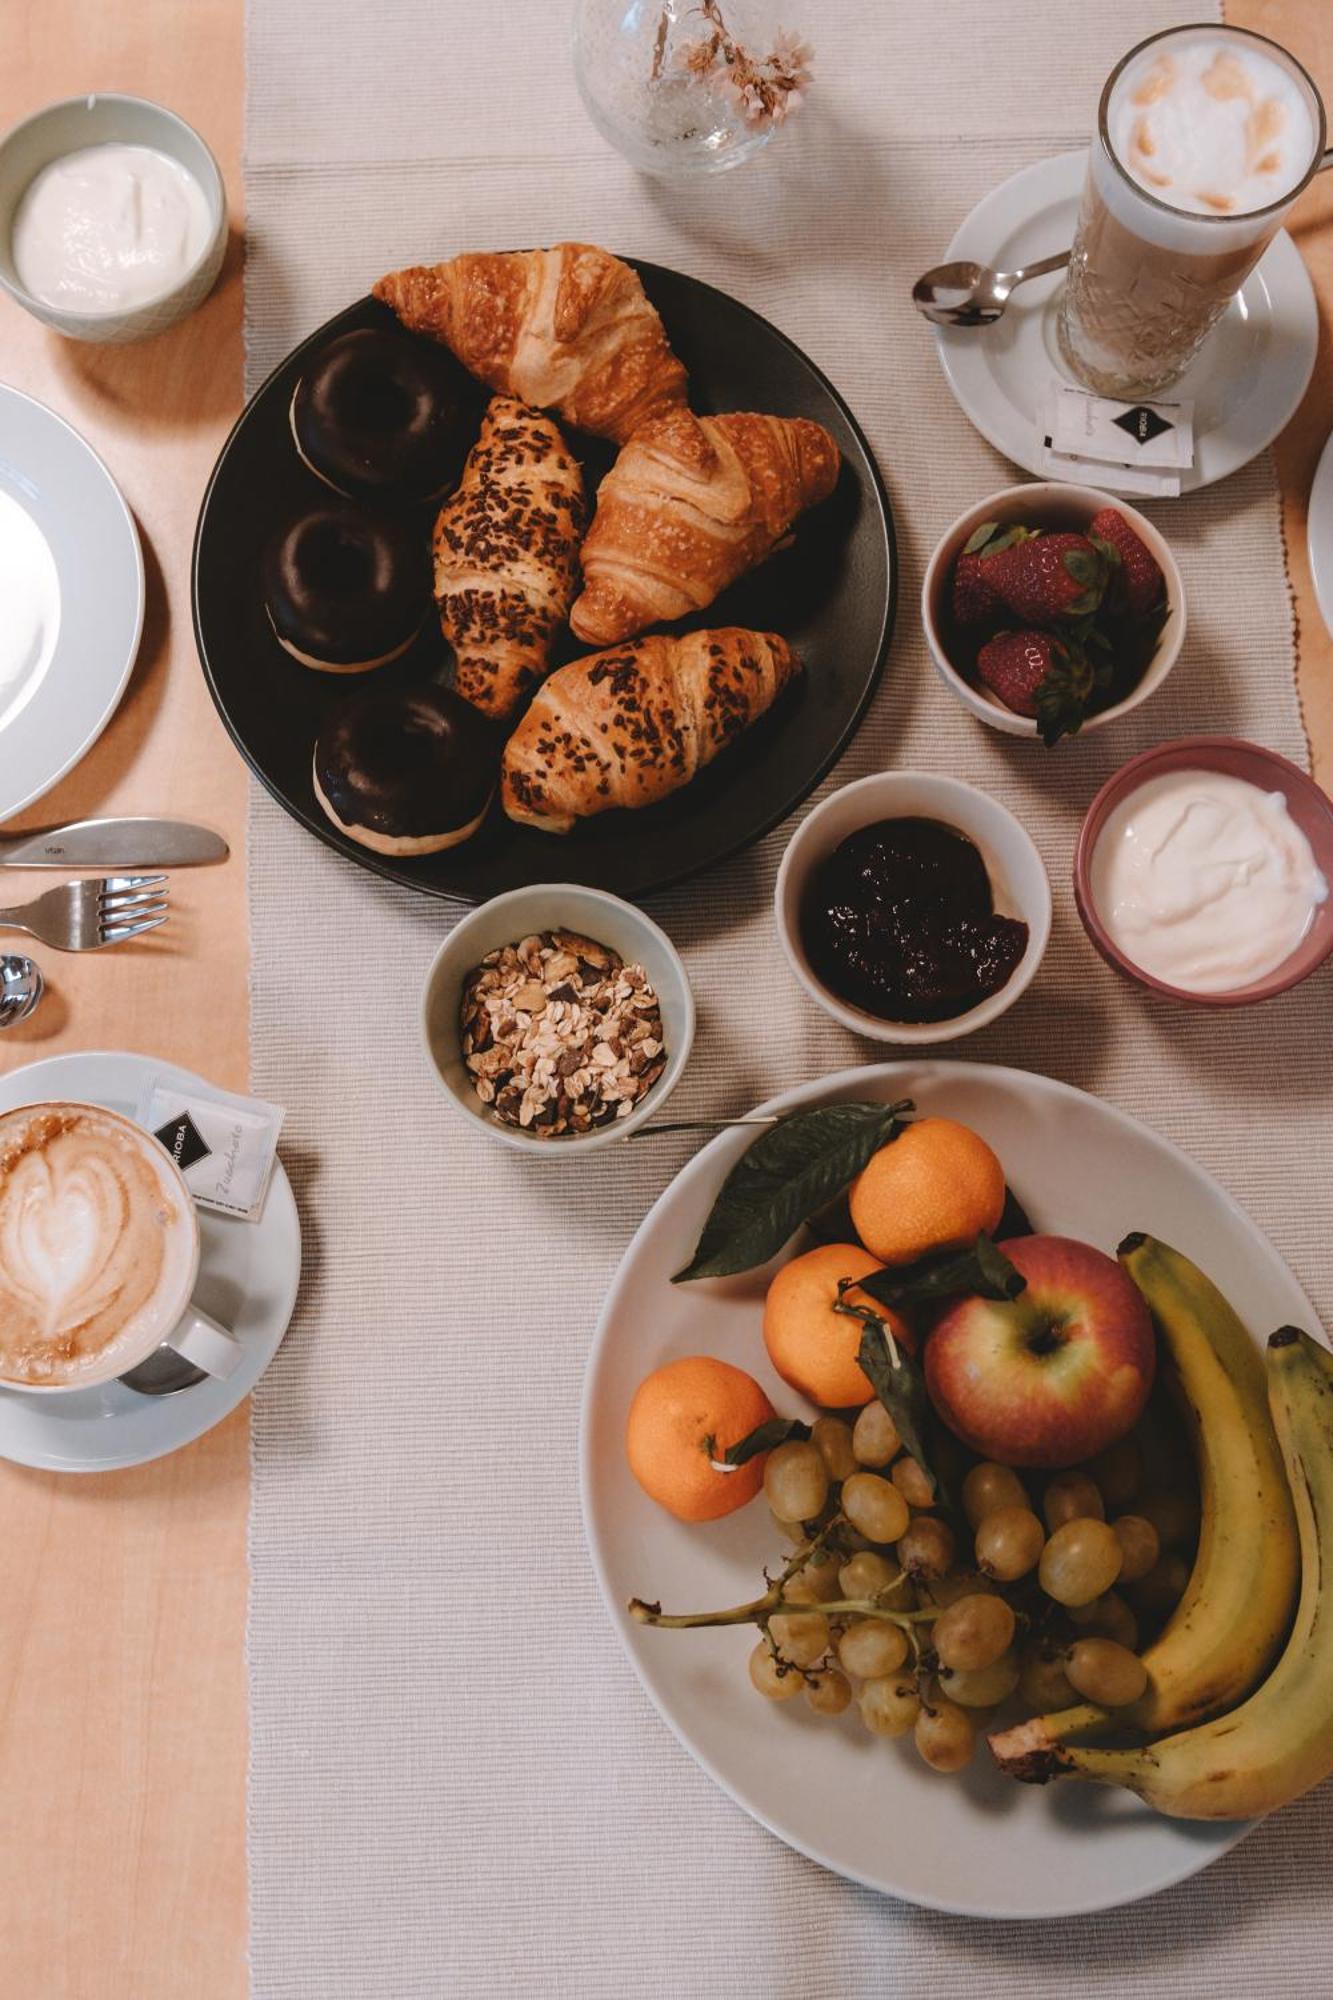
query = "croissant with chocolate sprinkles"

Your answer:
(433, 395), (586, 721)
(500, 628), (800, 833)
